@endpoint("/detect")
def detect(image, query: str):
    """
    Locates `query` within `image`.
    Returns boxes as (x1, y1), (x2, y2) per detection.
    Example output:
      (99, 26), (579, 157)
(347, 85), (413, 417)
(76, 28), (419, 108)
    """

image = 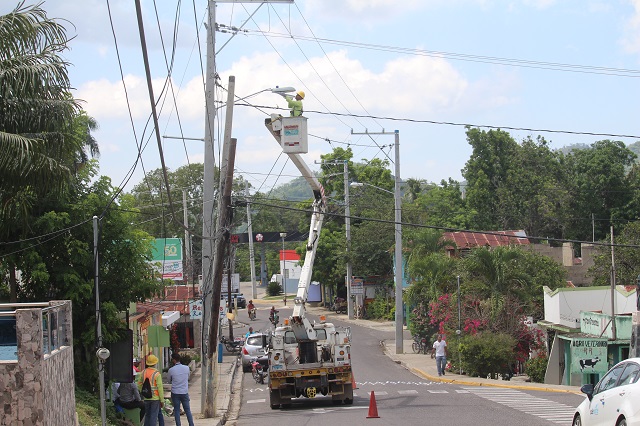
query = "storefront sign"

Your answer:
(570, 338), (608, 375)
